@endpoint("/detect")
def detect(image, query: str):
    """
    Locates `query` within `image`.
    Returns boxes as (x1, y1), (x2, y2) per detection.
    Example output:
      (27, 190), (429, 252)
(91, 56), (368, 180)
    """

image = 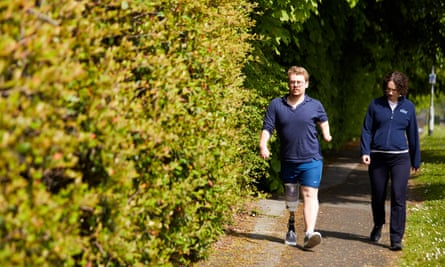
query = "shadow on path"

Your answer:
(196, 145), (398, 267)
